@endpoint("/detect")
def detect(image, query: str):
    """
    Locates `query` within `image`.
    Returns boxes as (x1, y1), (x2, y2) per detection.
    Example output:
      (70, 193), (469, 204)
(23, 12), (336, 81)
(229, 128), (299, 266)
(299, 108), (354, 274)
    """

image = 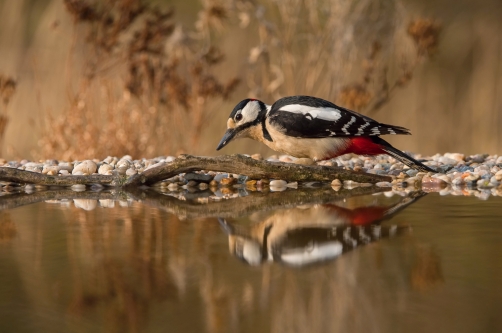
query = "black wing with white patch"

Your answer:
(268, 96), (410, 138)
